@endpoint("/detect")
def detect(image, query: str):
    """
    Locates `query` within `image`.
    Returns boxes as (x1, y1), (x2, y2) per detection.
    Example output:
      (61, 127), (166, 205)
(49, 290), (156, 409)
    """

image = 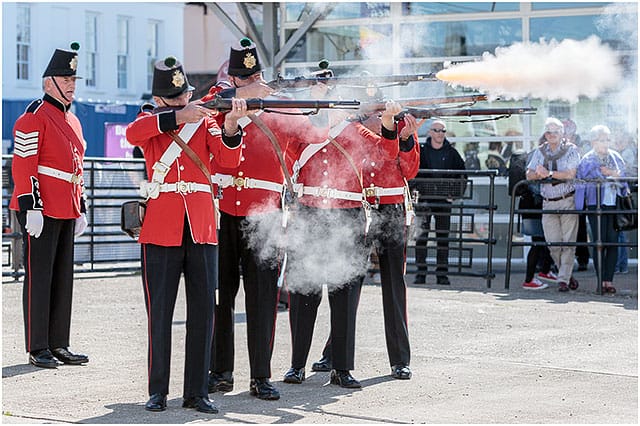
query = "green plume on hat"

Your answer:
(70, 42), (80, 51)
(164, 56), (177, 68)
